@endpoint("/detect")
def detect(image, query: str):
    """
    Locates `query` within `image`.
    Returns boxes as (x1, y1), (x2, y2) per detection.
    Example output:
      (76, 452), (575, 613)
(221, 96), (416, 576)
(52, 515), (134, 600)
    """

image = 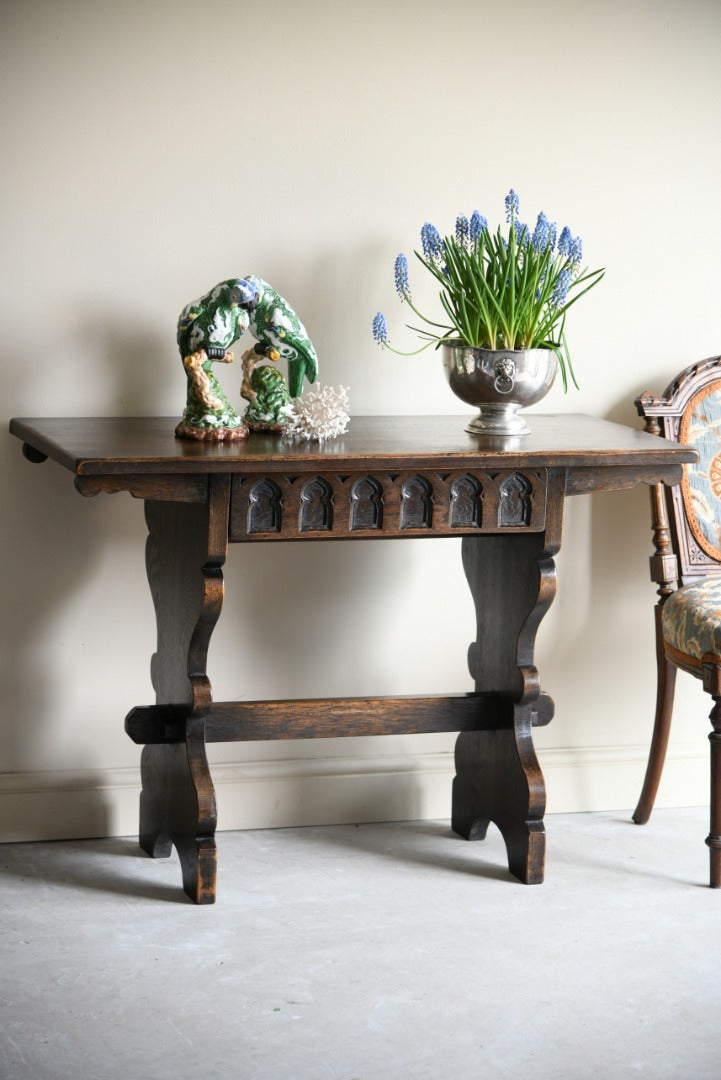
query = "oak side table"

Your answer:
(9, 414), (696, 903)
